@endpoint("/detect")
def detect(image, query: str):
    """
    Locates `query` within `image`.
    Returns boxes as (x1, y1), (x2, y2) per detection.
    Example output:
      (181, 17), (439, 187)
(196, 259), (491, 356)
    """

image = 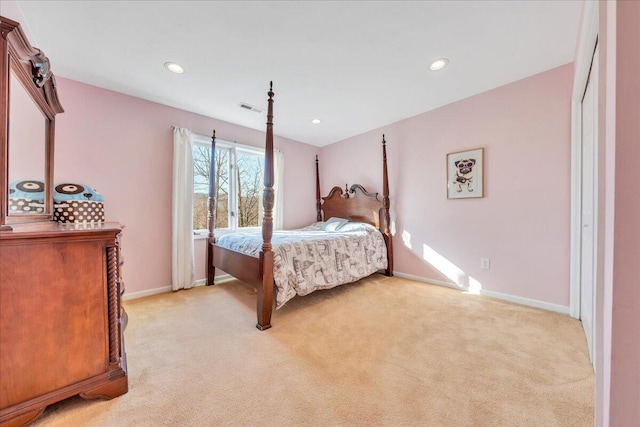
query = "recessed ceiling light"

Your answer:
(164, 62), (184, 74)
(311, 119), (322, 124)
(429, 58), (449, 71)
